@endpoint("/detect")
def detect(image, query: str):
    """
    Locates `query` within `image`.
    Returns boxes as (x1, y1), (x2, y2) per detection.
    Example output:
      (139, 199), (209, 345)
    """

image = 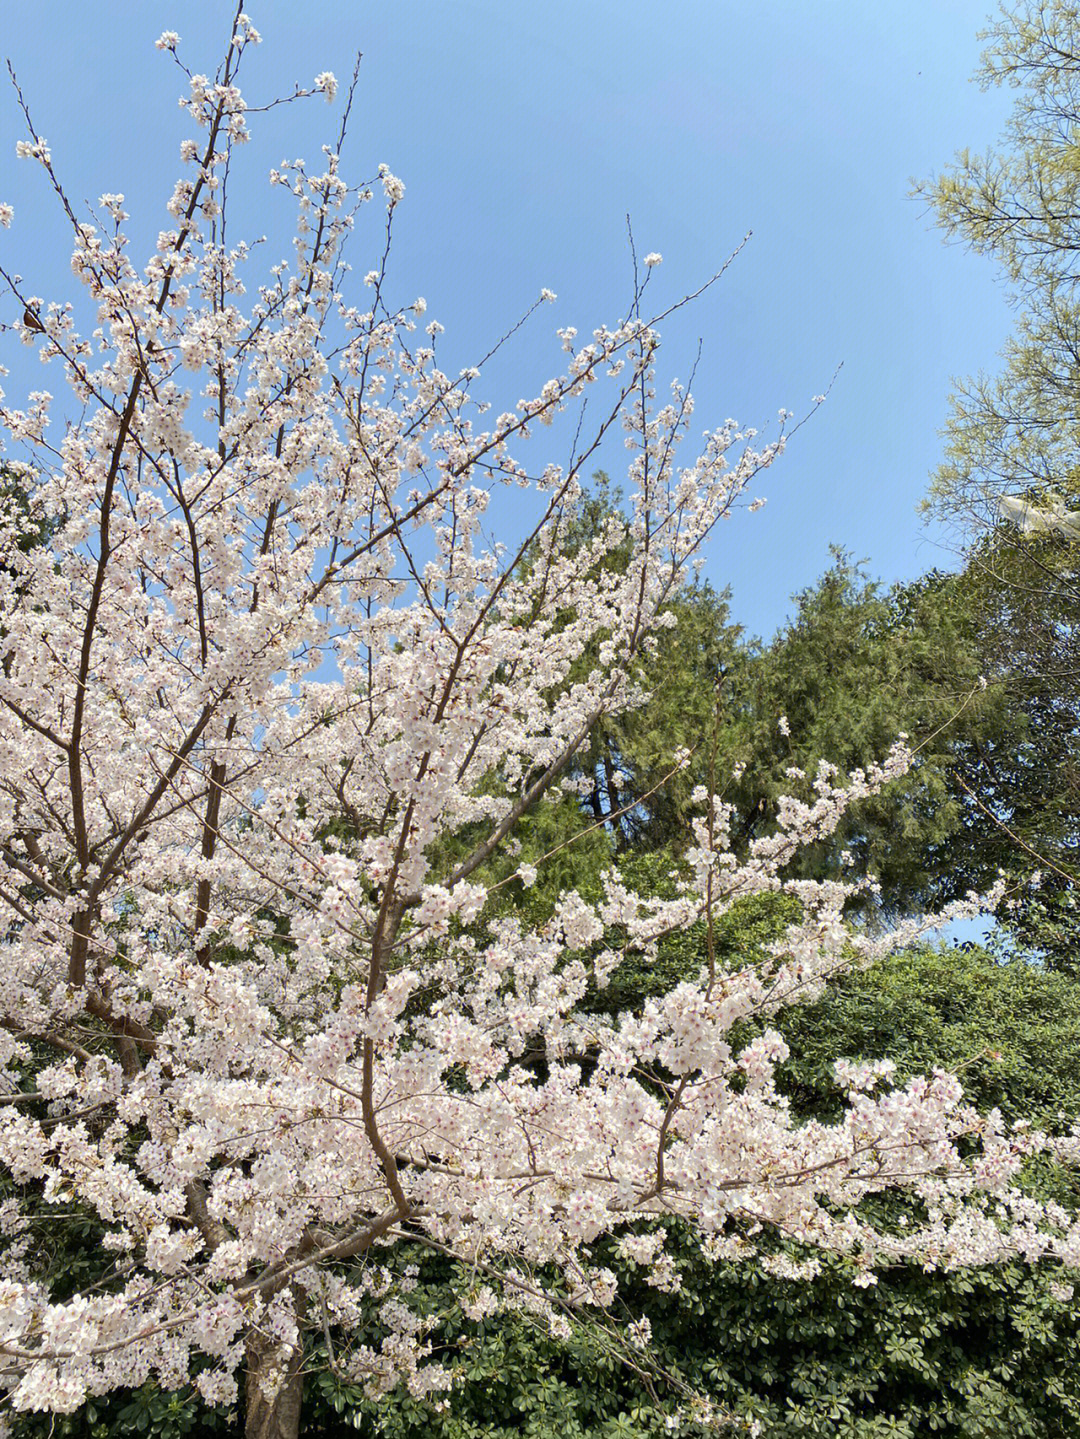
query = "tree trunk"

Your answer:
(244, 1326), (305, 1439)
